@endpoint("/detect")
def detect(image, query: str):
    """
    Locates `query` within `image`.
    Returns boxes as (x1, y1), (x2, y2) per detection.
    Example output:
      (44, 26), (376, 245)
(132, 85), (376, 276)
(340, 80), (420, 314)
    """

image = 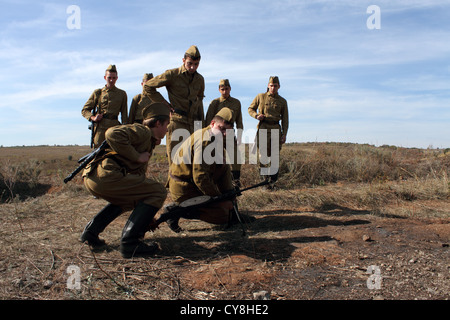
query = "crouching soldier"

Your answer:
(80, 103), (170, 258)
(163, 107), (254, 233)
